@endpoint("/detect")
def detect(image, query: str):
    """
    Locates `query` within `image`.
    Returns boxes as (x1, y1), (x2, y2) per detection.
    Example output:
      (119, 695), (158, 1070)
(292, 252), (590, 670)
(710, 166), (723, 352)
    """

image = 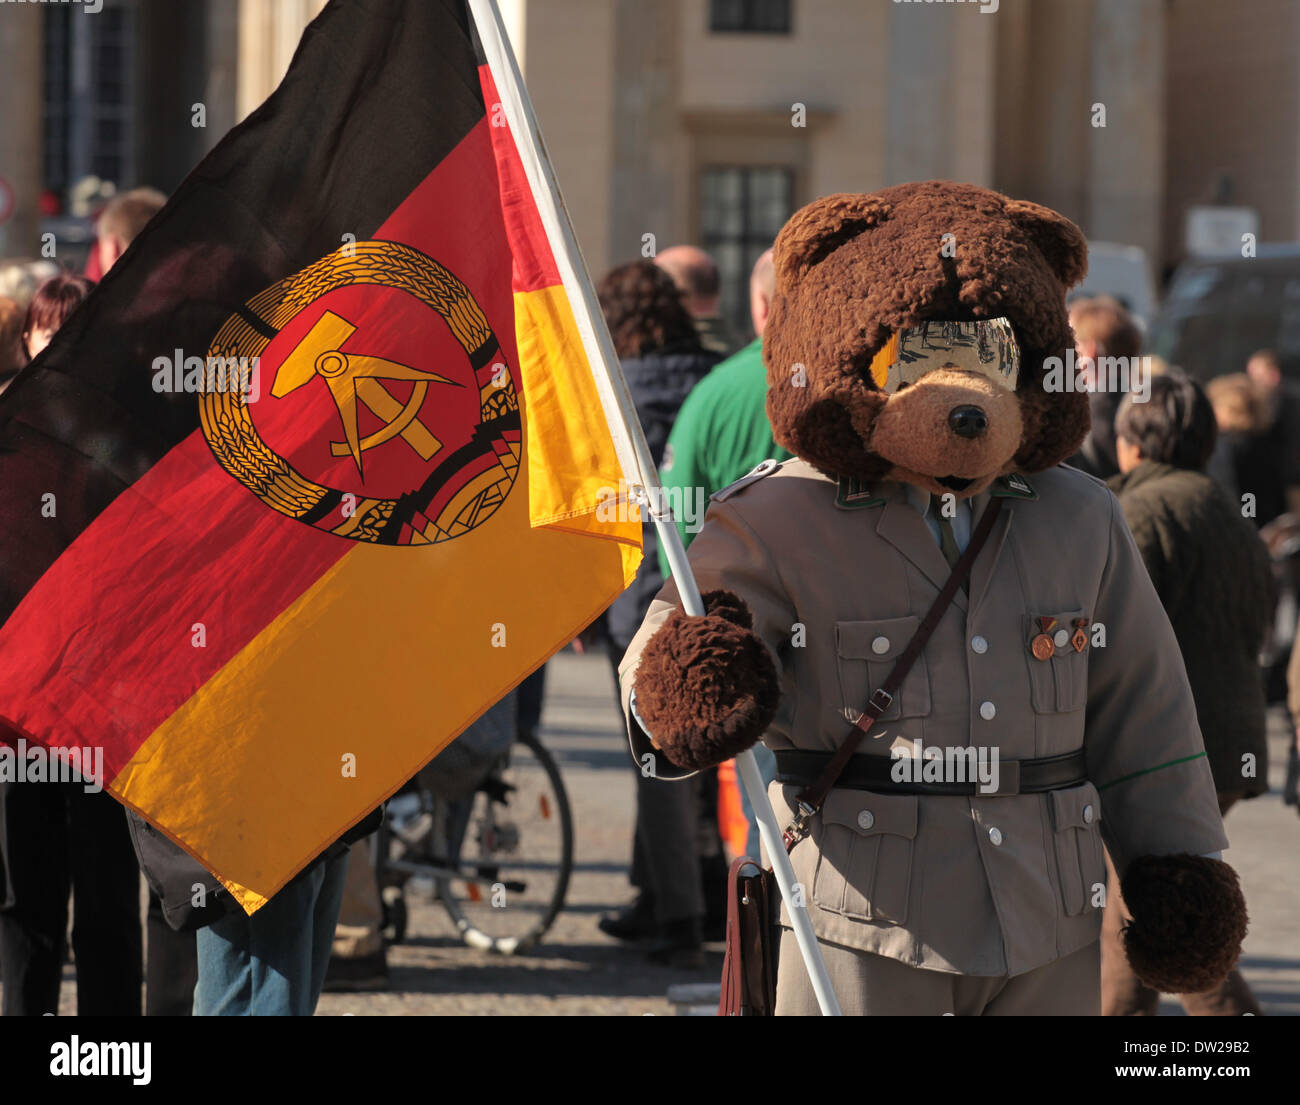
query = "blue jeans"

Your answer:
(739, 743), (778, 859)
(193, 850), (349, 1016)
